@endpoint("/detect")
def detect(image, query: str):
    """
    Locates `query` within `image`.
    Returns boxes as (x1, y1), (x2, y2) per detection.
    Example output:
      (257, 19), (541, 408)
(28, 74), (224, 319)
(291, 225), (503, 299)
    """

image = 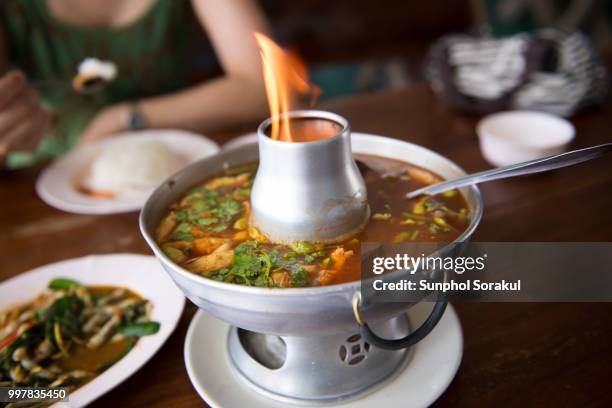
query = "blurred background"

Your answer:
(1, 0), (611, 168)
(260, 0), (612, 100)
